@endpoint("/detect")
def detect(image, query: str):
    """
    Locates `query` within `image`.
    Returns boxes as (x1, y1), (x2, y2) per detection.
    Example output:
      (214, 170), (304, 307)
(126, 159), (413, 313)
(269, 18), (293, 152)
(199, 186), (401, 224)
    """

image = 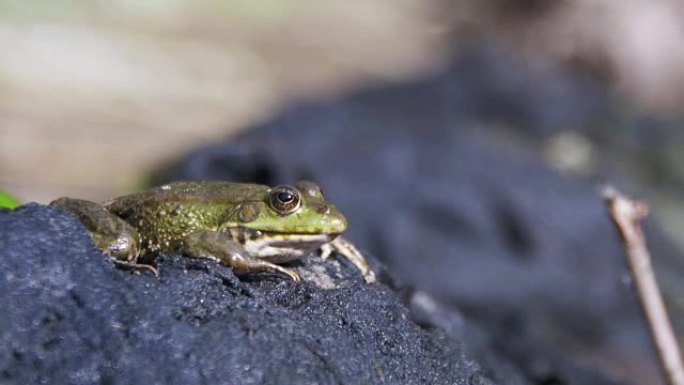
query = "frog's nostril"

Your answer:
(313, 204), (330, 214)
